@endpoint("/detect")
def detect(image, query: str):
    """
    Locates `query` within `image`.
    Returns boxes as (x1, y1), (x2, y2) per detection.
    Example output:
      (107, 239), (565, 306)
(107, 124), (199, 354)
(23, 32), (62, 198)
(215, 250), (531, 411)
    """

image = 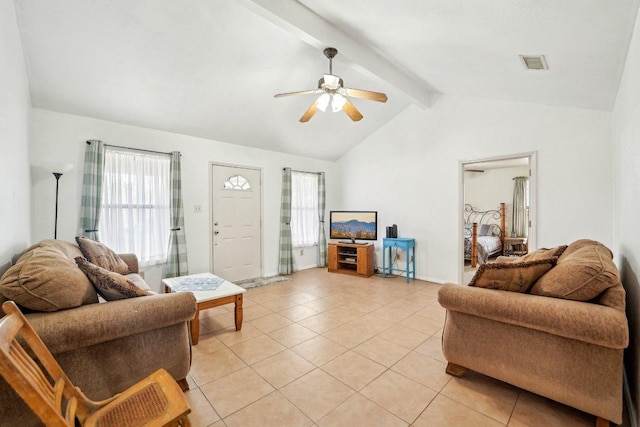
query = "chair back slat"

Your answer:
(65, 394), (79, 424)
(12, 342), (56, 399)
